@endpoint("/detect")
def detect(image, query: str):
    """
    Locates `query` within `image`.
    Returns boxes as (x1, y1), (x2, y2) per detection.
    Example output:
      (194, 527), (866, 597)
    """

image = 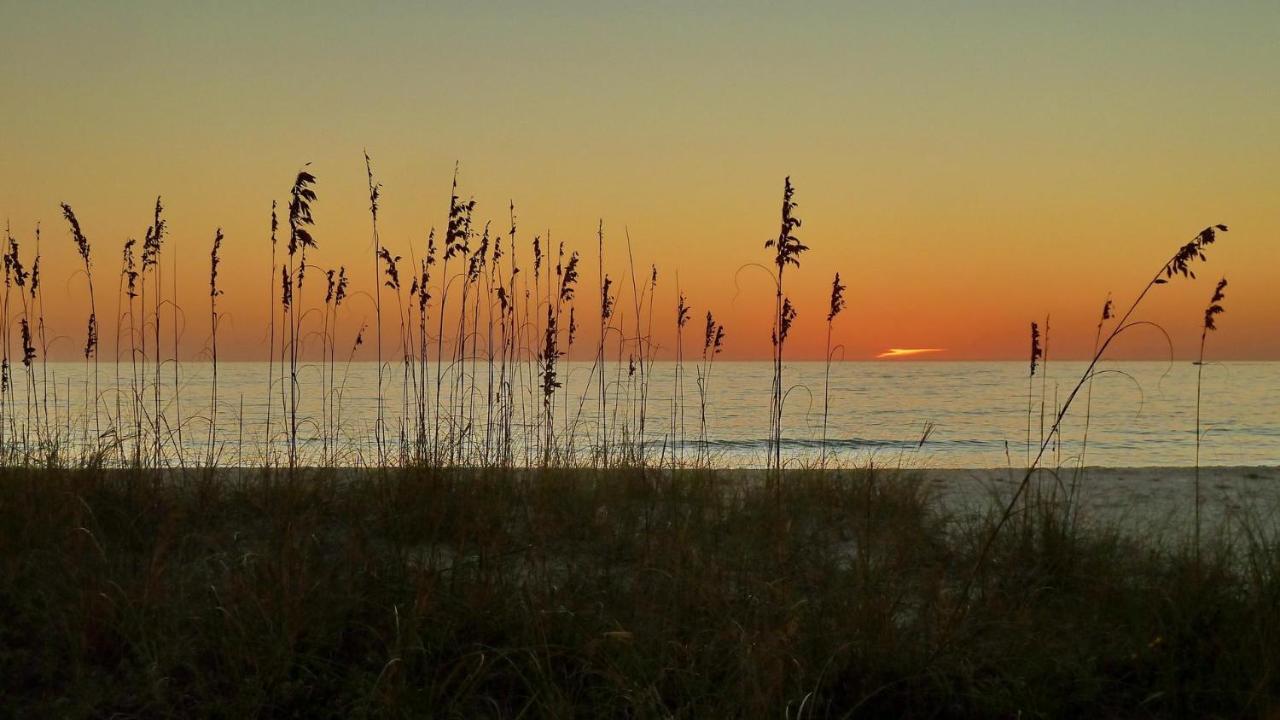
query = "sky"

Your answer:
(1, 1), (1276, 361)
